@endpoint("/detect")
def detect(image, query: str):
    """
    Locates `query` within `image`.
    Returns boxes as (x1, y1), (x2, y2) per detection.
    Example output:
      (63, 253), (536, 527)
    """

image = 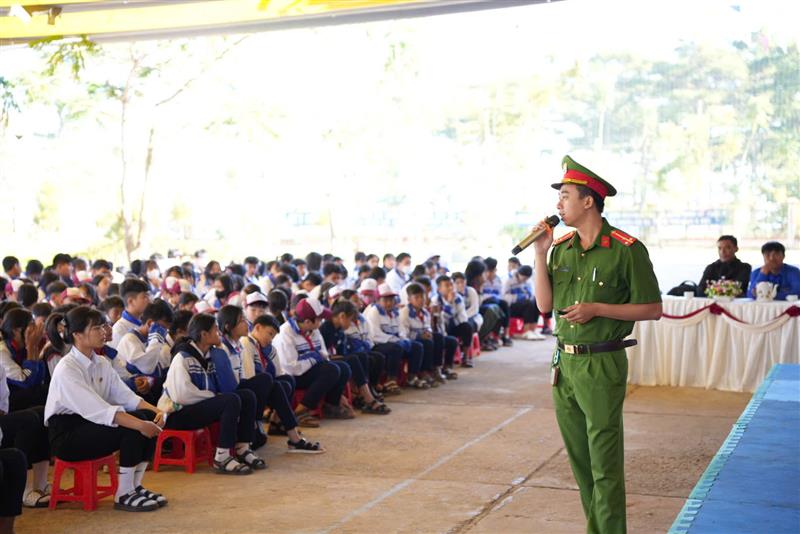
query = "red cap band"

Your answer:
(562, 169), (609, 199)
